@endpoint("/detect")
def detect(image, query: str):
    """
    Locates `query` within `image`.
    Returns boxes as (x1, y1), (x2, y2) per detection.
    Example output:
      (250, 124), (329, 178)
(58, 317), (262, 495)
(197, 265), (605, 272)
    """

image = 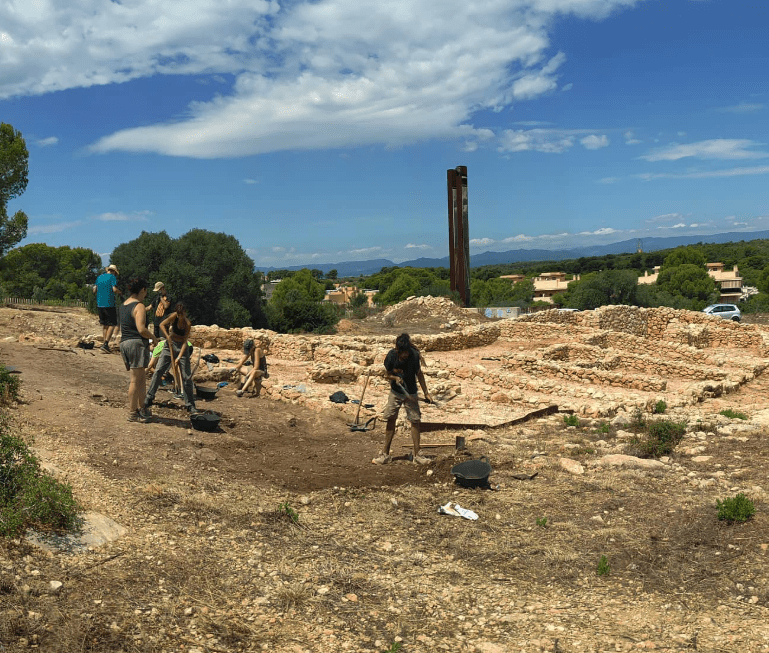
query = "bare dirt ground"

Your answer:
(1, 303), (768, 653)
